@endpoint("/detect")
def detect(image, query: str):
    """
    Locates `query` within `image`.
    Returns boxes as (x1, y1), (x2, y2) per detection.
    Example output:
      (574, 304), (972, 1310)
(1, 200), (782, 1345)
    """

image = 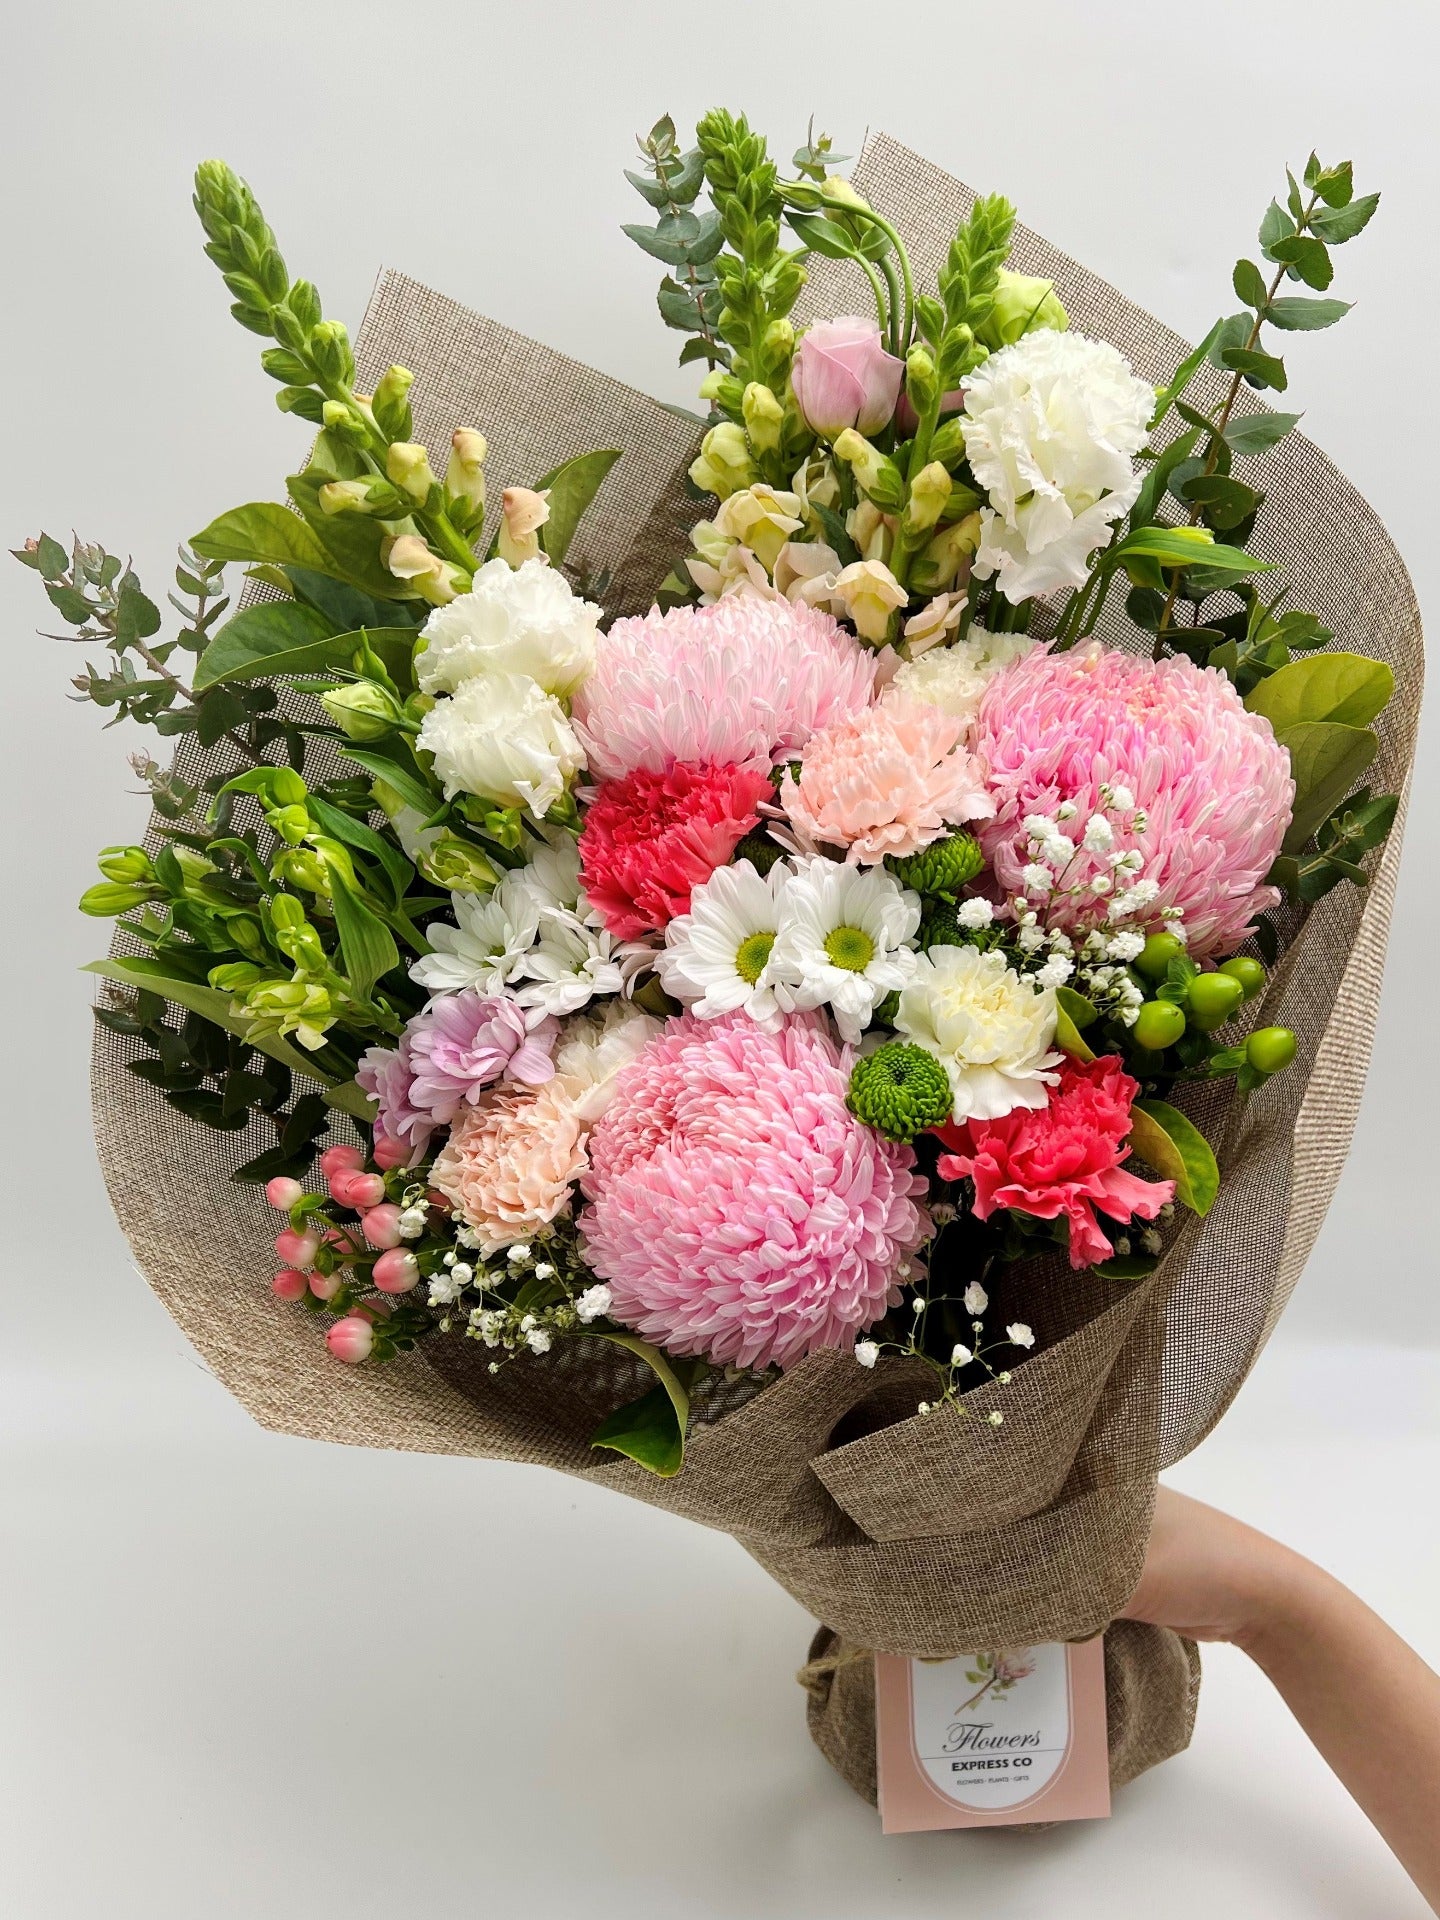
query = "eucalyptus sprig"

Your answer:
(623, 117), (728, 371)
